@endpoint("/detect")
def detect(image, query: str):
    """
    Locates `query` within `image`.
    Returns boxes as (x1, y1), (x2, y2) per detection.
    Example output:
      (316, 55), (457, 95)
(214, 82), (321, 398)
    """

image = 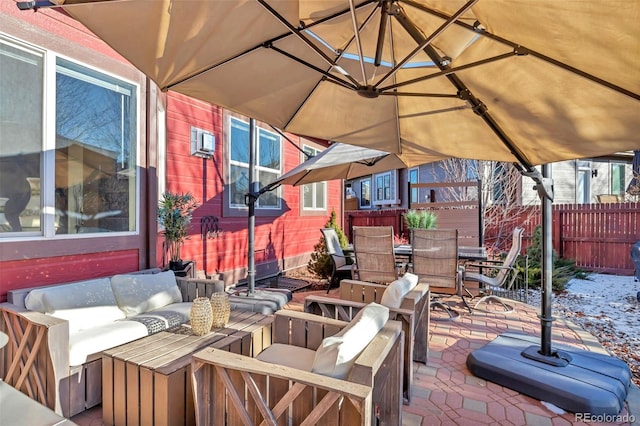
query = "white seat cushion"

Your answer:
(111, 270), (182, 317)
(256, 343), (316, 371)
(311, 302), (389, 379)
(68, 321), (148, 366)
(380, 272), (419, 308)
(46, 306), (126, 333)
